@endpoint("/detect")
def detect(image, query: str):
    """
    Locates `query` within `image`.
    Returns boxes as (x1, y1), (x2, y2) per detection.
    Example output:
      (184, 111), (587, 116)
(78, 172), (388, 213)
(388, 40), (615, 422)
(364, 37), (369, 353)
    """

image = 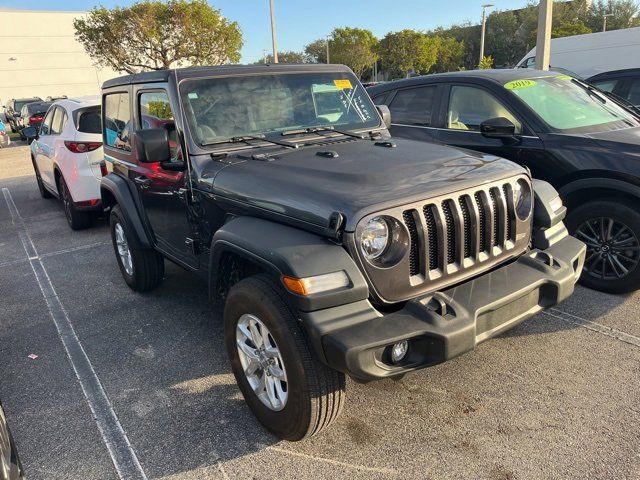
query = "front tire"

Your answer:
(59, 176), (92, 230)
(566, 200), (640, 293)
(109, 205), (164, 292)
(224, 274), (345, 441)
